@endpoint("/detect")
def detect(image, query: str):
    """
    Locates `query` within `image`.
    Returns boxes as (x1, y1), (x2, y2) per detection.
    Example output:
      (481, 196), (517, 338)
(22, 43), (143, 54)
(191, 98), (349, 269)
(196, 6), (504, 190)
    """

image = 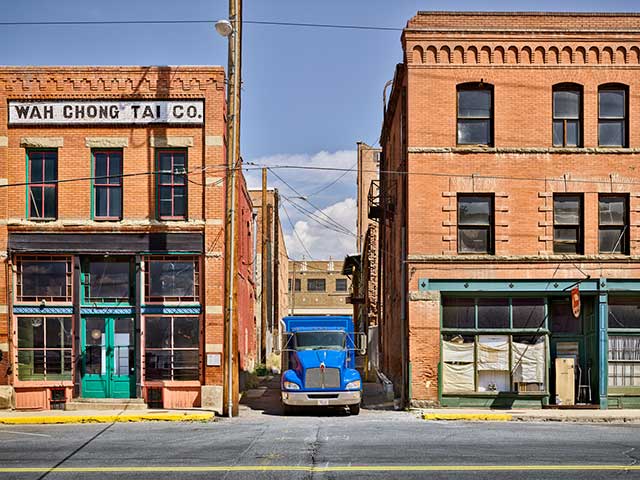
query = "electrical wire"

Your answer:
(0, 19), (403, 32)
(280, 202), (314, 260)
(305, 161), (357, 198)
(281, 195), (355, 238)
